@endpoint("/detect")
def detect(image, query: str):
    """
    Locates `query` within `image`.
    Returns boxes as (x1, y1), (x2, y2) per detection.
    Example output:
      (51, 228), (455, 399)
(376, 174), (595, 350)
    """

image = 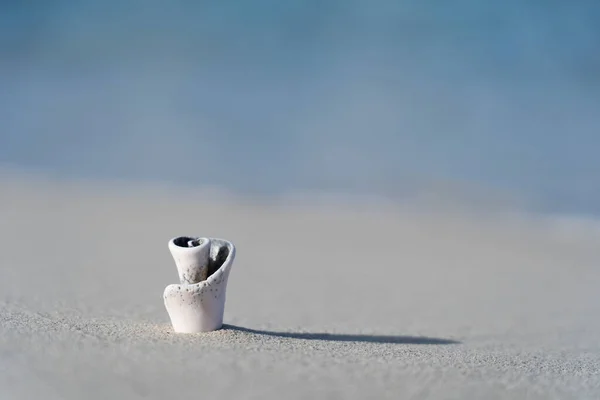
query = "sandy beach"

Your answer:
(1, 172), (599, 399)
